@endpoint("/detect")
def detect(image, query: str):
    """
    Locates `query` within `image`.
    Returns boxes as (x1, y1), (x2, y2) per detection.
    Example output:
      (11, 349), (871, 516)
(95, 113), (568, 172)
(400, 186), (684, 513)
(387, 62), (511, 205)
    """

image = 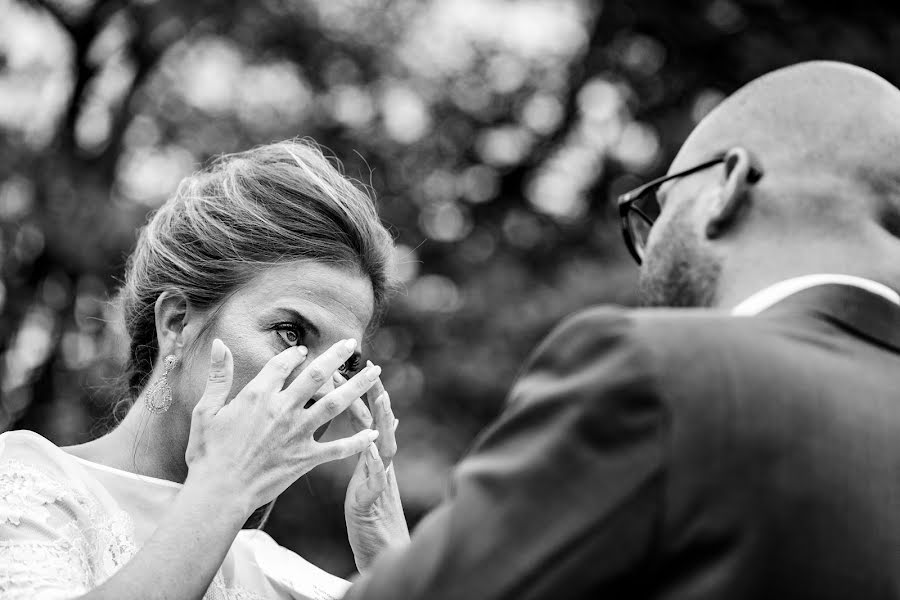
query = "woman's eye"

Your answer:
(275, 326), (302, 347)
(340, 355), (361, 377)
